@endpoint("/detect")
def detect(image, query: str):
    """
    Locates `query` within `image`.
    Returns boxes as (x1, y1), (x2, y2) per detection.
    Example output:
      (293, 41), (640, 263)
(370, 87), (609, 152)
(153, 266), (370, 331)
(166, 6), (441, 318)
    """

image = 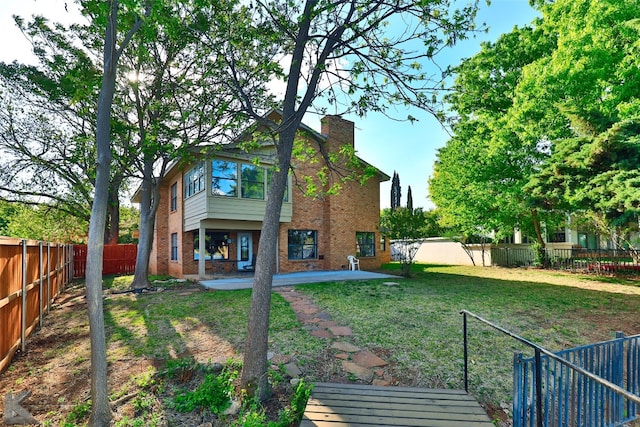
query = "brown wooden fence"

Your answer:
(73, 244), (137, 278)
(0, 237), (72, 373)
